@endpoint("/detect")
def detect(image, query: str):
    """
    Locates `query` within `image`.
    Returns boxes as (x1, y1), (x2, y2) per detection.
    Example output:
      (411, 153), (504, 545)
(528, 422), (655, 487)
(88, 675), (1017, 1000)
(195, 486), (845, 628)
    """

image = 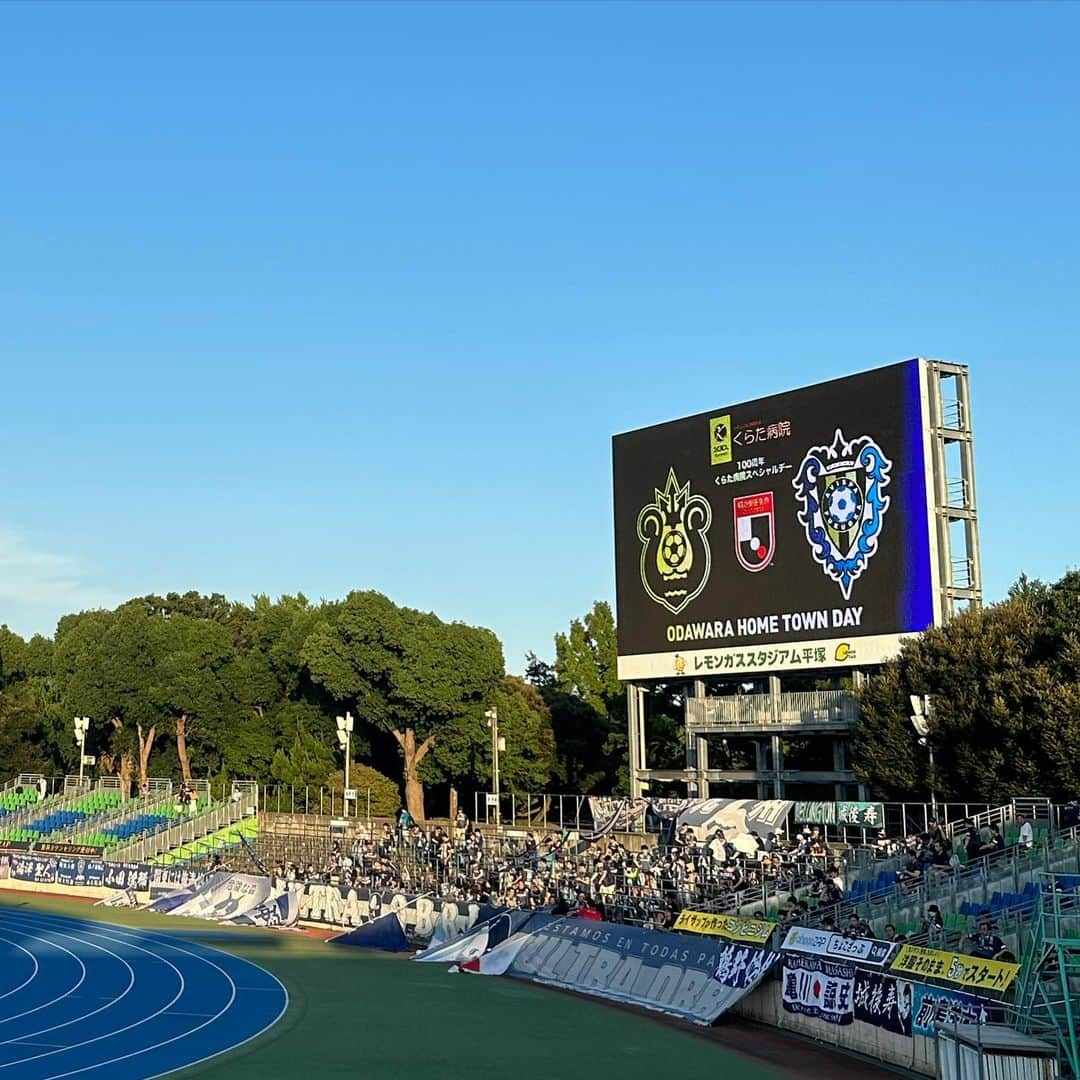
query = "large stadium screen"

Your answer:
(612, 358), (940, 680)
